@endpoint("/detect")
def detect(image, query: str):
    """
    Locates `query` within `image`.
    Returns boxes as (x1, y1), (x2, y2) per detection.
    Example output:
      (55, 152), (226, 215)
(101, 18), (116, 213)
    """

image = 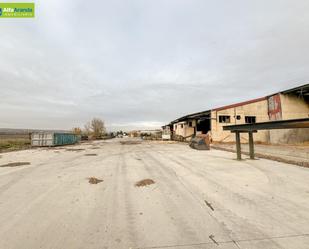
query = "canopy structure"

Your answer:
(223, 118), (309, 160)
